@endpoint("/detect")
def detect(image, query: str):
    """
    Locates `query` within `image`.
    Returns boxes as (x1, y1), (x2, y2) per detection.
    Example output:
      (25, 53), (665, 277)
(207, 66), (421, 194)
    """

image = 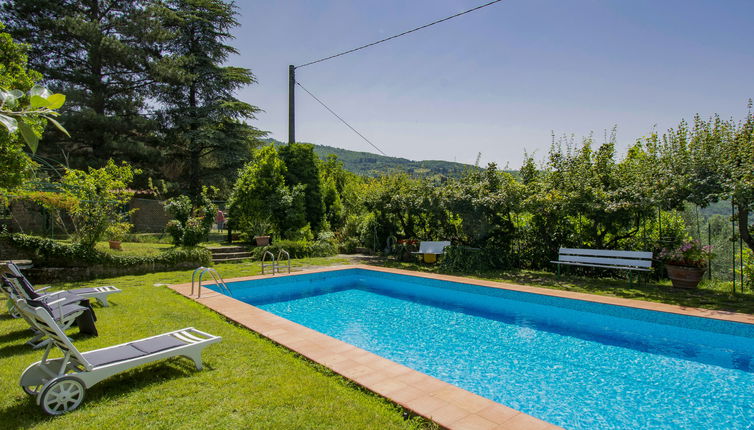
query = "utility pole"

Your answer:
(288, 65), (295, 144)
